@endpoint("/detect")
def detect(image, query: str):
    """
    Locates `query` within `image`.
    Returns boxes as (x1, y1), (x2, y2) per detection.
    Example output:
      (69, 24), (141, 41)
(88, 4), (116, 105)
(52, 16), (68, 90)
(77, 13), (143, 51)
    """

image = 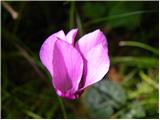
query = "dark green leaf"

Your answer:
(82, 79), (126, 118)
